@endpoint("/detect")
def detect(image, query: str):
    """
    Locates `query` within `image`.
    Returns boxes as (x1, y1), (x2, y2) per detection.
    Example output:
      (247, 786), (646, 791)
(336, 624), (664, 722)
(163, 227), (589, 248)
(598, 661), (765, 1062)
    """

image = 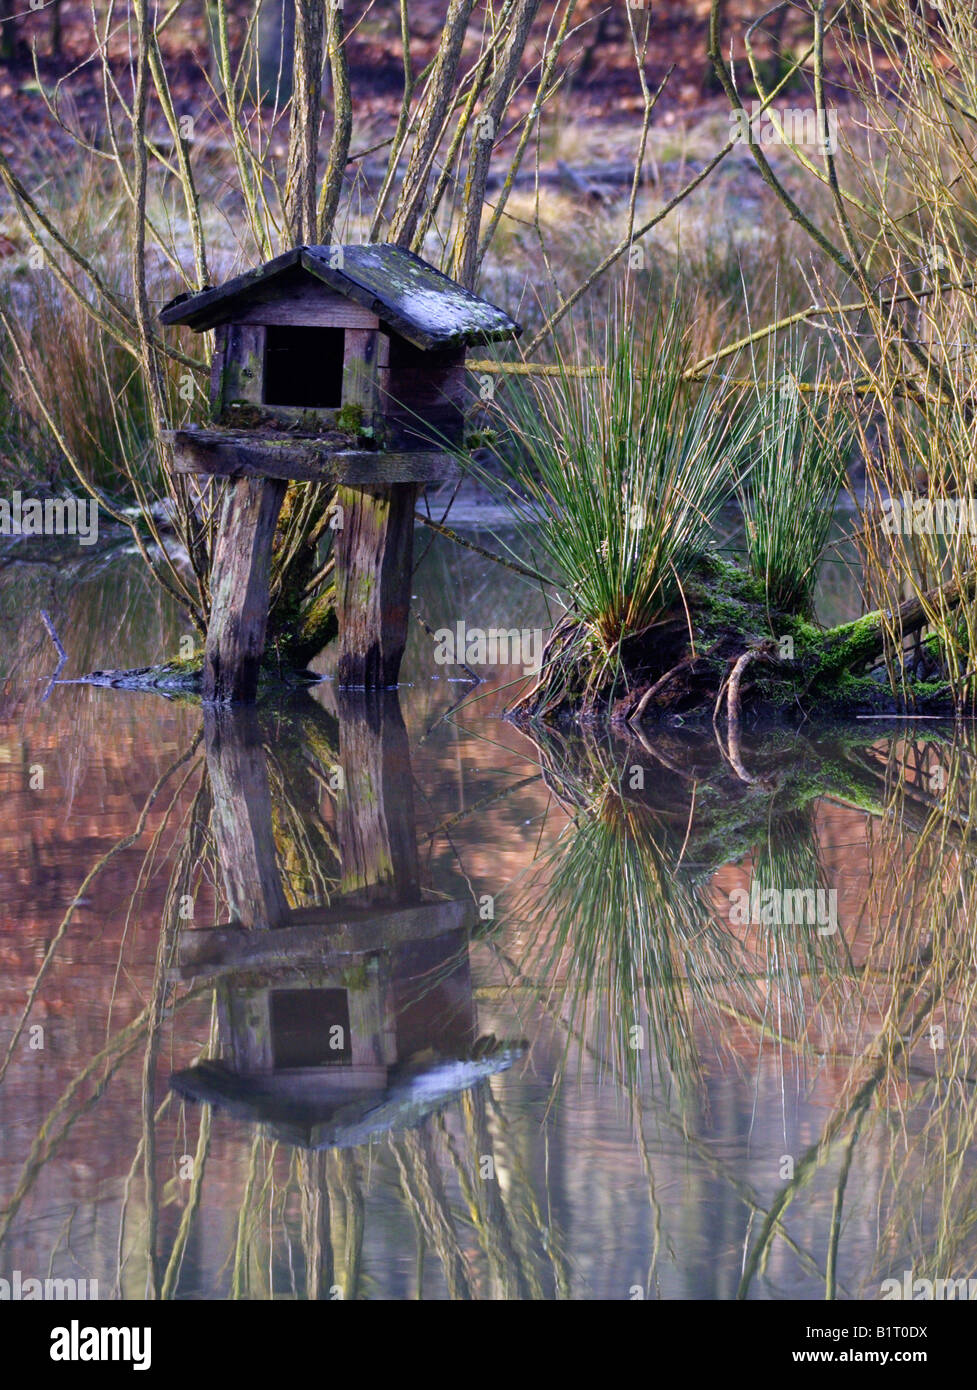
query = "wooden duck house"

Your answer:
(159, 245), (521, 702)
